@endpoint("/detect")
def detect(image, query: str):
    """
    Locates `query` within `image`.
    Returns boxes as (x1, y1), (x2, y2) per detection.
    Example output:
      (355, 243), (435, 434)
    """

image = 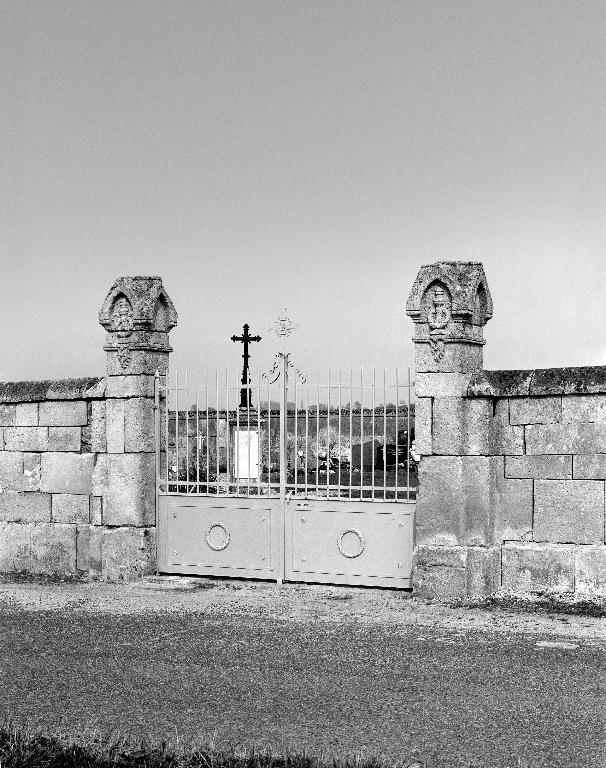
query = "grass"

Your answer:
(0, 723), (426, 768)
